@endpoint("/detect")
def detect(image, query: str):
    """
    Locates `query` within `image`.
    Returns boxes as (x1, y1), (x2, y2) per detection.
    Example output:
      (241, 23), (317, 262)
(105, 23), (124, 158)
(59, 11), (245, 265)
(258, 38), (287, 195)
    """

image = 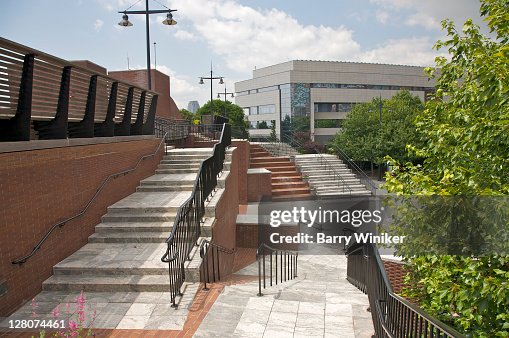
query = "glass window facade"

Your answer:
(249, 120), (274, 129)
(314, 102), (355, 113)
(310, 83), (433, 92)
(258, 104), (276, 115)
